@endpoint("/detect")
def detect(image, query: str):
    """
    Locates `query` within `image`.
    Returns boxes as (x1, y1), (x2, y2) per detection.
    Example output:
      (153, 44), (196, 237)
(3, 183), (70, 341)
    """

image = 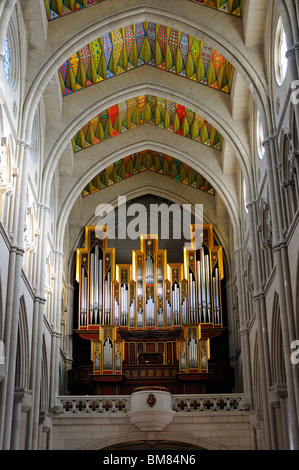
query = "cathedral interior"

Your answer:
(0, 0), (299, 452)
